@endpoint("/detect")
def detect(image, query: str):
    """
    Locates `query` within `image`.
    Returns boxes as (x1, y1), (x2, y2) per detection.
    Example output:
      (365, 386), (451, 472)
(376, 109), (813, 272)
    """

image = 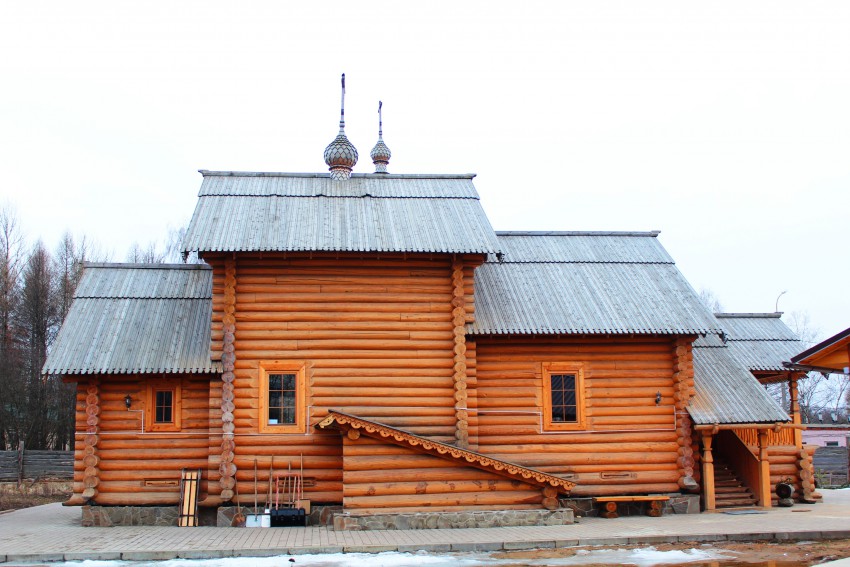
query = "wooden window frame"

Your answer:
(258, 362), (307, 434)
(542, 362), (586, 431)
(146, 378), (182, 432)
